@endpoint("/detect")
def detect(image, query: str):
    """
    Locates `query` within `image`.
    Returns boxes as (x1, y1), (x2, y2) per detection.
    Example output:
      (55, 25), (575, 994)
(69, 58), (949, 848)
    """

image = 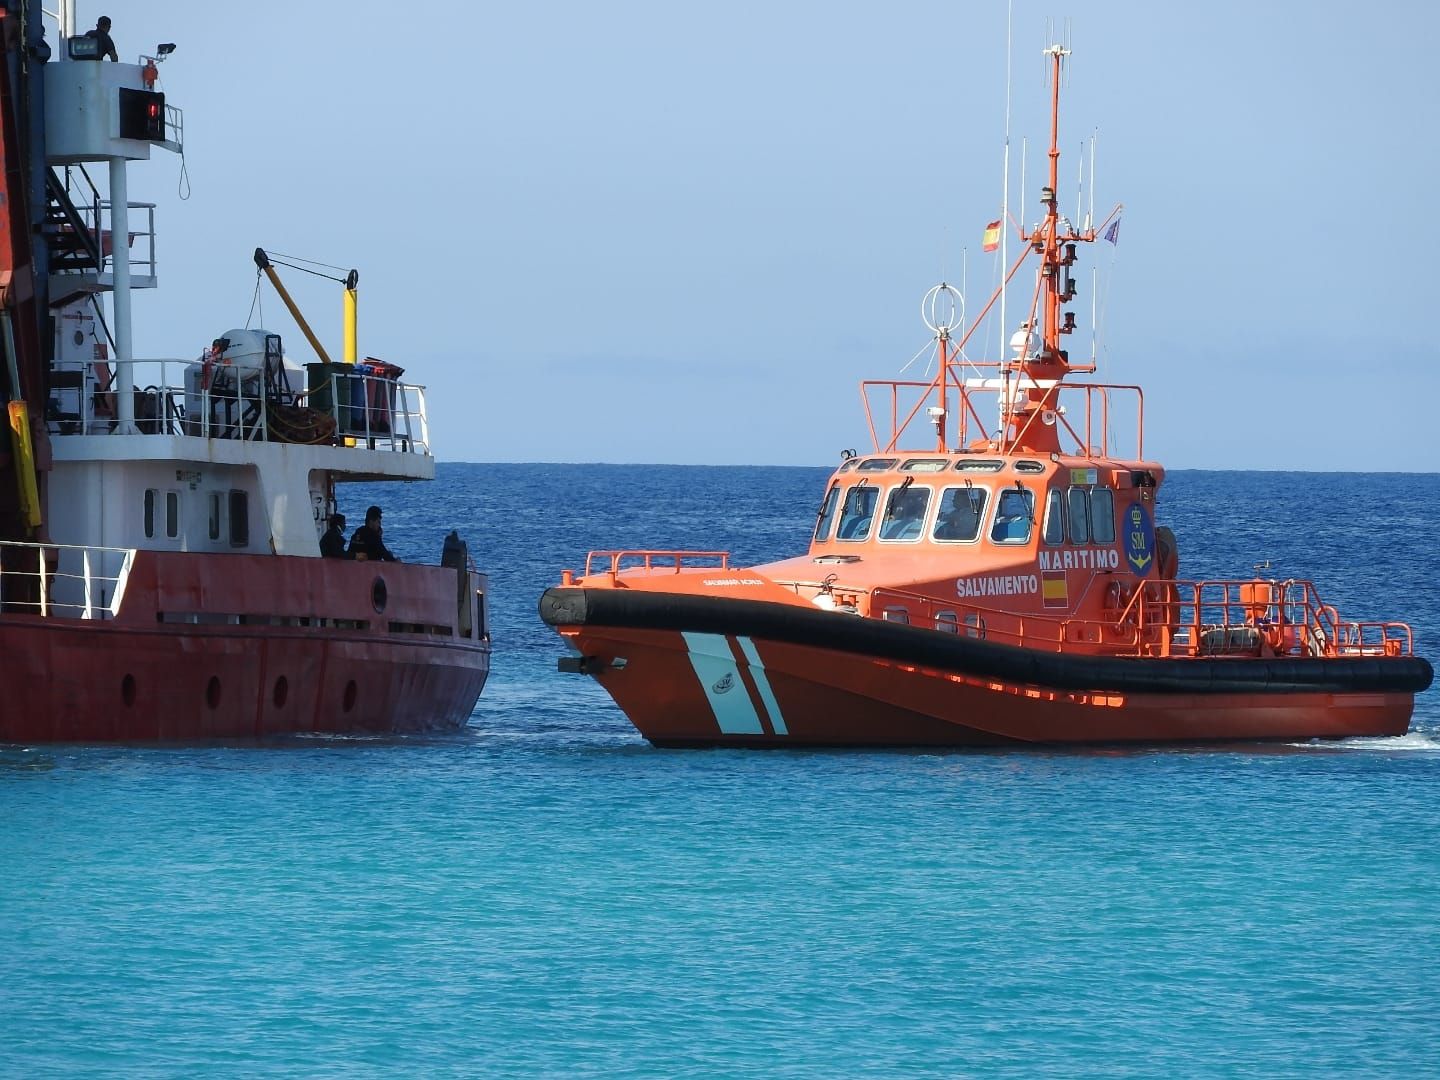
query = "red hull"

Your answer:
(0, 550), (490, 743)
(564, 625), (1414, 748)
